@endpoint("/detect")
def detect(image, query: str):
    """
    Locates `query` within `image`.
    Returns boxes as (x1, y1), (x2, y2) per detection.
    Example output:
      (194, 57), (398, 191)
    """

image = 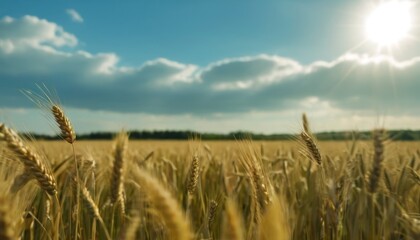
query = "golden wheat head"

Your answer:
(51, 105), (76, 144)
(369, 129), (385, 193)
(302, 112), (311, 134)
(208, 200), (218, 229)
(187, 154), (200, 195)
(0, 123), (57, 195)
(111, 130), (128, 215)
(300, 131), (322, 165)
